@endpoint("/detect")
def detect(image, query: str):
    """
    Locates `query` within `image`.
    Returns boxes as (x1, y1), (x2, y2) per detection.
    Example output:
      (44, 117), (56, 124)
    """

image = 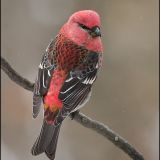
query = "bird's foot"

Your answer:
(70, 110), (80, 120)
